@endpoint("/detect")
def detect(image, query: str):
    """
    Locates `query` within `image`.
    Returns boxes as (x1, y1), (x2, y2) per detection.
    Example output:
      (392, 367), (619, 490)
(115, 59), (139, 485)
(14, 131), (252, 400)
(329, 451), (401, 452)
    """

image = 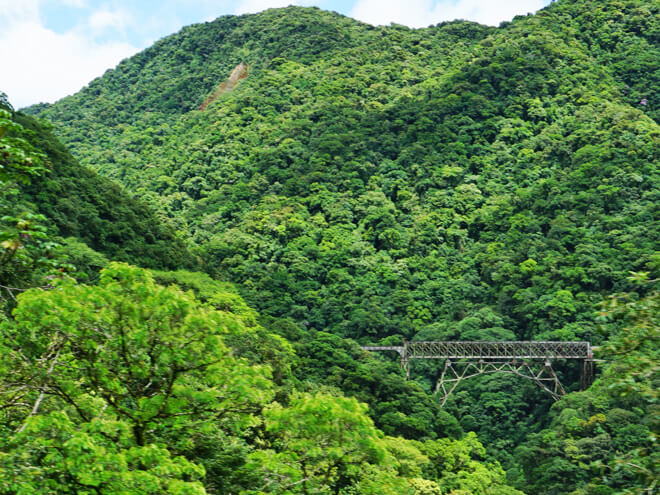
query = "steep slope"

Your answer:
(23, 8), (395, 186)
(32, 0), (656, 341)
(25, 11), (492, 194)
(199, 62), (249, 109)
(11, 111), (196, 271)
